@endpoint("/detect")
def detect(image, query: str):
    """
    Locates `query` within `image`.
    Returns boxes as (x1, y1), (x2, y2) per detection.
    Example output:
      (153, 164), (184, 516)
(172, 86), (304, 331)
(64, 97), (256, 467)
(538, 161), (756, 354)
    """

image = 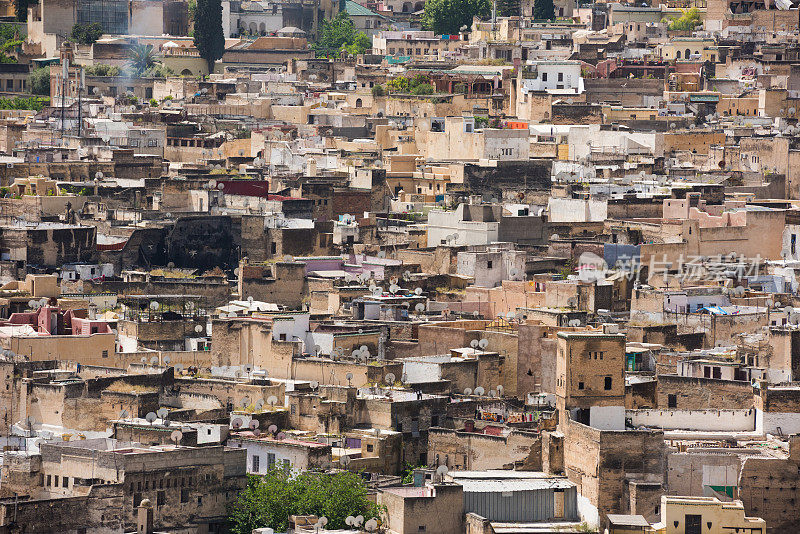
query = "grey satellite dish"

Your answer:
(276, 432), (286, 440)
(255, 399), (264, 410)
(341, 455), (351, 466)
(232, 418), (243, 429)
(346, 516), (356, 526)
(252, 428), (261, 437)
(150, 356), (159, 365)
(415, 303), (425, 312)
(170, 430), (183, 443)
(497, 385), (504, 396)
(415, 287), (423, 295)
(355, 515), (364, 526)
(268, 424), (278, 434)
(195, 324), (204, 333)
(249, 419), (260, 429)
(145, 412), (157, 423)
(346, 372), (354, 381)
(478, 338), (489, 349)
(473, 310), (480, 317)
(436, 465), (449, 475)
(267, 395), (279, 406)
(474, 386), (485, 396)
(365, 518), (378, 532)
(385, 373), (396, 384)
(241, 397), (250, 408)
(310, 380), (319, 389)
(163, 356), (171, 365)
(464, 388), (472, 395)
(470, 339), (479, 348)
(150, 300), (160, 310)
(175, 364), (185, 372)
(156, 407), (169, 418)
